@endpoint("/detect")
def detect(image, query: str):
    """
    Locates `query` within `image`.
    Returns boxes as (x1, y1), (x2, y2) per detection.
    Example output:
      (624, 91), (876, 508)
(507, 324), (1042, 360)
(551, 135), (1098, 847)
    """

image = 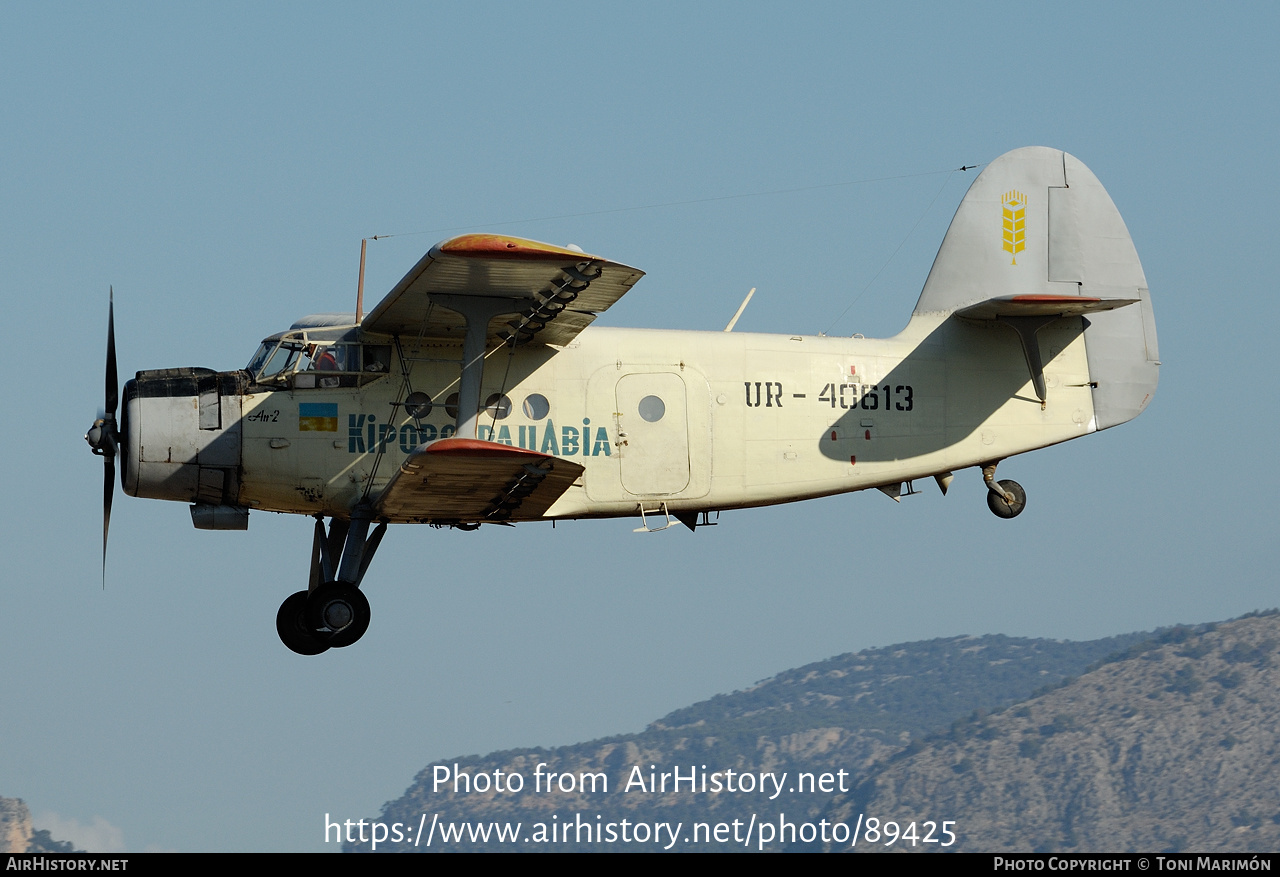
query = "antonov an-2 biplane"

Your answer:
(86, 147), (1158, 655)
